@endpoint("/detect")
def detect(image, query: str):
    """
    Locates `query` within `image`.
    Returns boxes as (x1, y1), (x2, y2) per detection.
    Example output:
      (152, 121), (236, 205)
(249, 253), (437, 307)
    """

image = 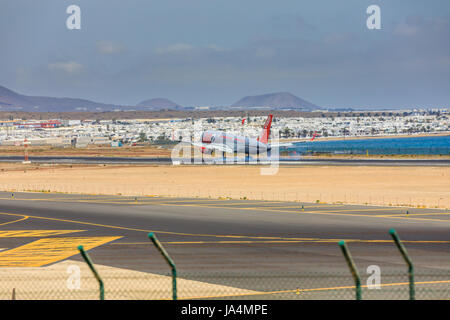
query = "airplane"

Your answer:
(190, 114), (299, 157)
